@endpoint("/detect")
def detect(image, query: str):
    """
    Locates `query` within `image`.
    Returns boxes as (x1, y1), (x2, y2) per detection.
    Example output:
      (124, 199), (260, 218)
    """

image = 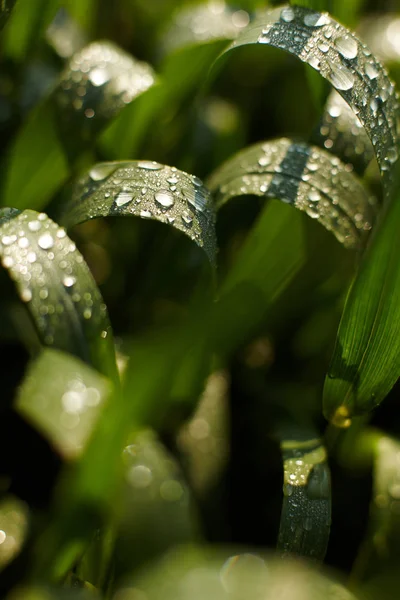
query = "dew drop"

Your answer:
(258, 155), (270, 167)
(280, 6), (295, 22)
(303, 516), (313, 531)
(154, 190), (175, 208)
(28, 220), (41, 232)
(303, 12), (330, 27)
(21, 289), (32, 302)
(1, 235), (17, 246)
(83, 308), (92, 319)
(38, 233), (54, 250)
(89, 67), (110, 87)
(318, 42), (330, 53)
(365, 62), (379, 80)
(308, 189), (321, 202)
(182, 212), (193, 226)
(128, 465), (153, 488)
(306, 205), (320, 219)
(89, 164), (116, 181)
(387, 147), (398, 164)
(137, 161), (163, 171)
(115, 190), (134, 206)
(334, 35), (358, 59)
(63, 276), (76, 287)
(326, 61), (355, 91)
(140, 210), (152, 219)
